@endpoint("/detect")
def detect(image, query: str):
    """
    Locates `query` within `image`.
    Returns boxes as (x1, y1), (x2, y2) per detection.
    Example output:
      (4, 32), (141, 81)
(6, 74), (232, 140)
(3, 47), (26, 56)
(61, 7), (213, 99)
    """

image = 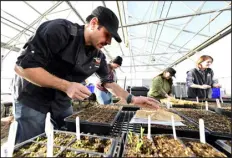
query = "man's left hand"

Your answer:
(131, 96), (160, 109)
